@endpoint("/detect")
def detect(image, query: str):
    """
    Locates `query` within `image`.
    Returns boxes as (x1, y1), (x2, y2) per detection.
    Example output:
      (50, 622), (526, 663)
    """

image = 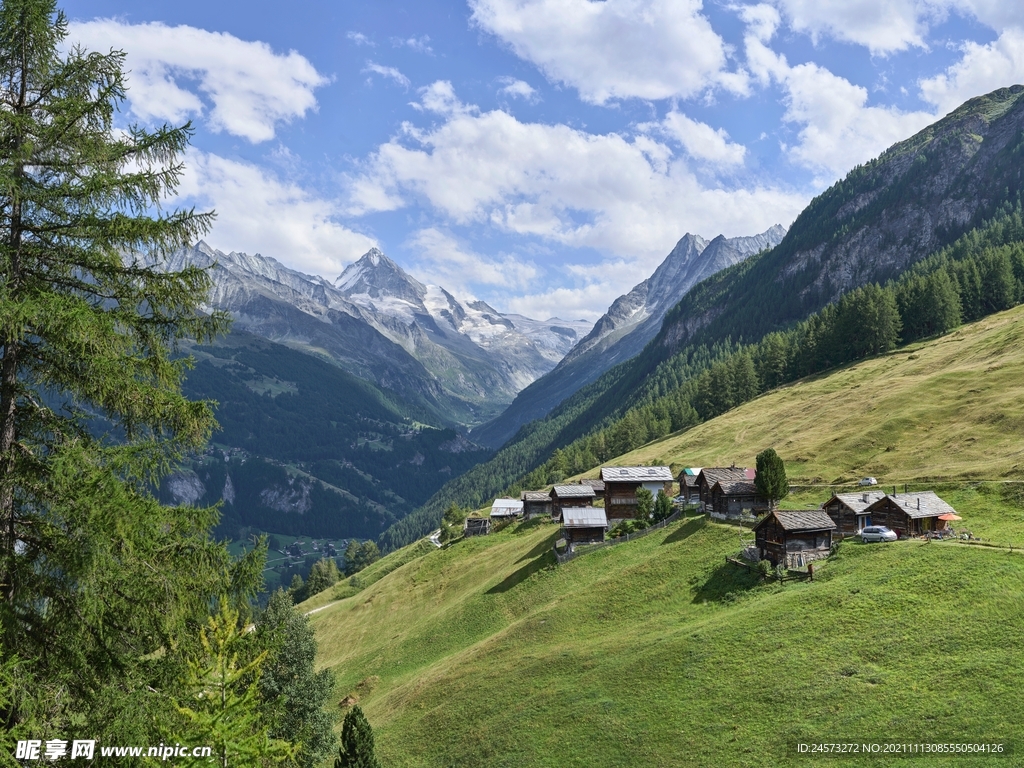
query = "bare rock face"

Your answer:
(166, 470), (206, 506)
